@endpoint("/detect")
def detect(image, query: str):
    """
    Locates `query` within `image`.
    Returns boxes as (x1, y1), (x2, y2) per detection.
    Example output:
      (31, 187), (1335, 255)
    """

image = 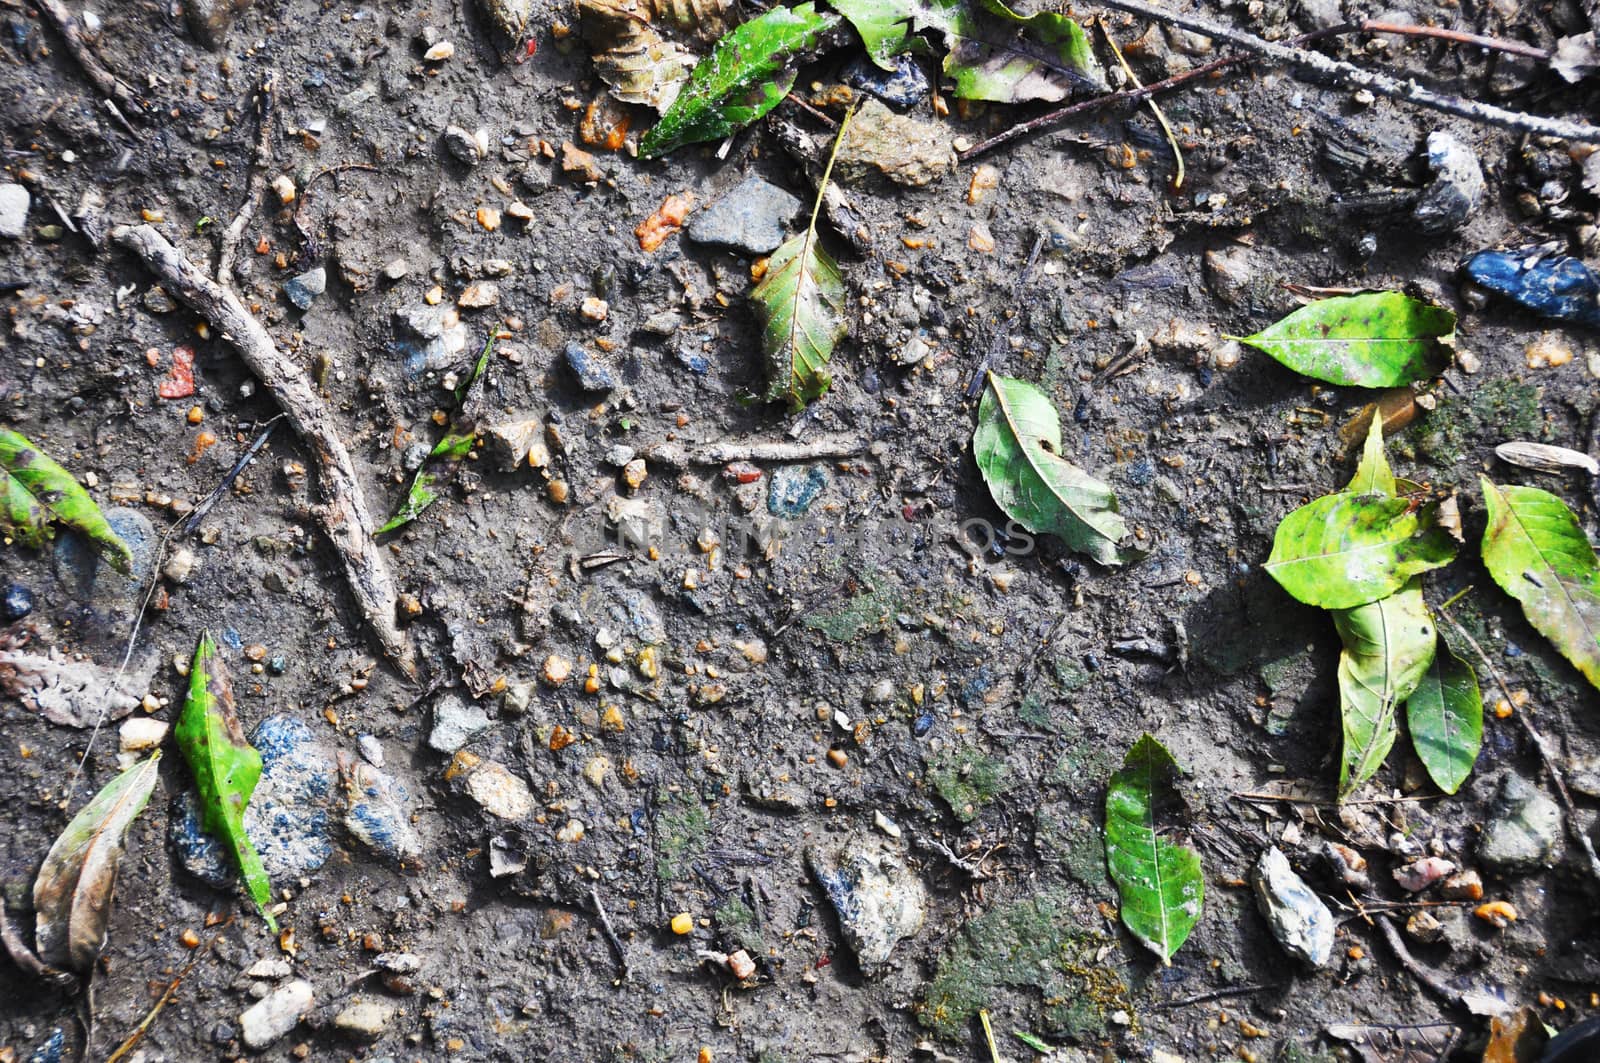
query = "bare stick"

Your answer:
(1359, 20), (1550, 61)
(1437, 605), (1600, 889)
(111, 224), (418, 678)
(1087, 0), (1600, 143)
(1101, 19), (1185, 189)
(645, 436), (867, 466)
(35, 0), (147, 132)
(1157, 983), (1275, 1009)
(588, 886), (629, 979)
(1375, 915), (1468, 1010)
(105, 915), (233, 1063)
(218, 72), (277, 286)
